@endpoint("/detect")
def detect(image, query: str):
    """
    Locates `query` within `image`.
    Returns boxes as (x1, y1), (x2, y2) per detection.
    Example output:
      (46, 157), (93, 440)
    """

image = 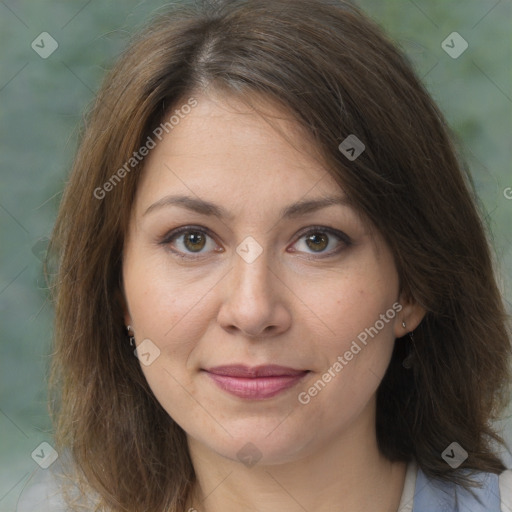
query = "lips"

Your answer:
(205, 364), (307, 378)
(203, 365), (309, 399)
